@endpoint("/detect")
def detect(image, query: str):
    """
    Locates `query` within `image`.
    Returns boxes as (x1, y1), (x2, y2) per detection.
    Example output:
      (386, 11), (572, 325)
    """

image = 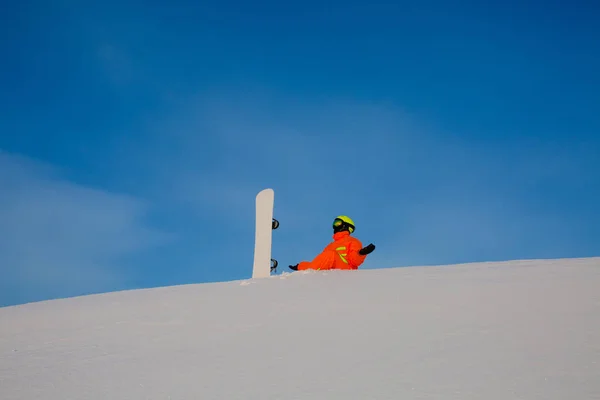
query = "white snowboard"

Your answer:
(252, 188), (278, 278)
